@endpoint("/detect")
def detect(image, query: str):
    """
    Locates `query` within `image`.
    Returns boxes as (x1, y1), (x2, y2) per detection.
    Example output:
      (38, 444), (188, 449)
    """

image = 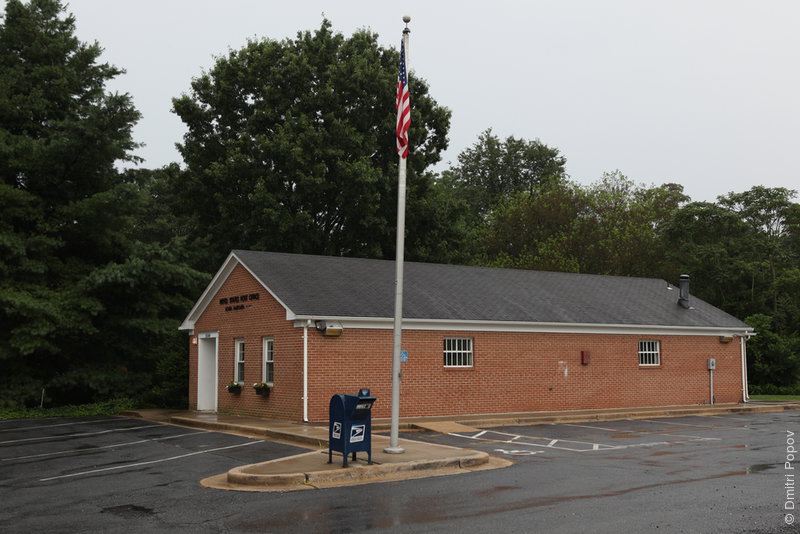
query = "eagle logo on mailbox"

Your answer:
(332, 422), (342, 439)
(350, 424), (365, 443)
